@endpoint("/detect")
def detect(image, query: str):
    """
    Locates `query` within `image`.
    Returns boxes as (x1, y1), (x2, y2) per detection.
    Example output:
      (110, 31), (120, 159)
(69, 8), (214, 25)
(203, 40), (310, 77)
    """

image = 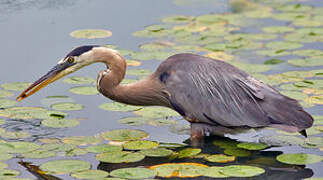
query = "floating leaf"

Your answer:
(277, 153), (323, 165)
(264, 59), (283, 65)
(86, 144), (122, 153)
(99, 102), (141, 112)
(221, 165), (265, 177)
(38, 138), (60, 144)
(69, 86), (99, 95)
(41, 118), (80, 128)
(159, 142), (186, 148)
(62, 136), (102, 146)
(134, 107), (179, 118)
(0, 99), (17, 109)
(140, 148), (173, 157)
(1, 82), (31, 91)
(0, 90), (13, 98)
(126, 60), (141, 67)
(40, 160), (91, 174)
(21, 149), (56, 159)
(0, 119), (4, 125)
(0, 162), (7, 169)
(72, 170), (109, 179)
(50, 102), (83, 111)
(0, 142), (40, 153)
(293, 49), (323, 57)
(110, 168), (156, 179)
(70, 29), (112, 39)
(288, 57), (323, 67)
(265, 41), (303, 50)
(101, 129), (149, 141)
(256, 49), (291, 57)
(204, 154), (236, 163)
(162, 15), (193, 23)
(65, 148), (88, 157)
(118, 117), (149, 126)
(305, 137), (323, 148)
(41, 143), (75, 152)
(40, 96), (74, 107)
(0, 153), (13, 161)
(237, 142), (268, 150)
(149, 163), (208, 178)
(0, 130), (31, 139)
(96, 151), (145, 163)
(262, 26), (295, 33)
(0, 107), (64, 120)
(304, 95), (323, 105)
(224, 148), (251, 157)
(213, 138), (239, 149)
(123, 140), (159, 150)
(201, 166), (228, 178)
(0, 169), (20, 178)
(177, 148), (201, 158)
(259, 135), (304, 146)
(63, 76), (95, 85)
